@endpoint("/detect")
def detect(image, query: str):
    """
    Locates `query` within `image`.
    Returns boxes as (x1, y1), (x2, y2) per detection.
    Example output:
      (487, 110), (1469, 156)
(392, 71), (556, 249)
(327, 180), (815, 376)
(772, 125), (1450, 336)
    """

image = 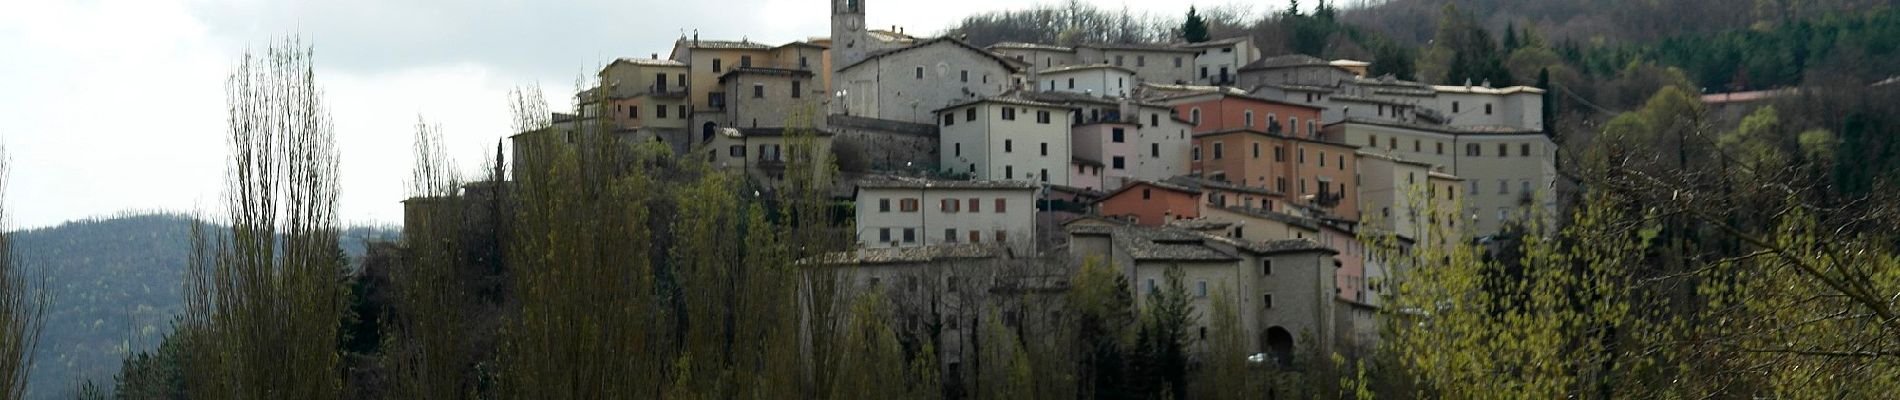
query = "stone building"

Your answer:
(834, 37), (1023, 124)
(852, 176), (1039, 254)
(935, 96), (1072, 185)
(1320, 118), (1555, 236)
(1037, 64), (1136, 97)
